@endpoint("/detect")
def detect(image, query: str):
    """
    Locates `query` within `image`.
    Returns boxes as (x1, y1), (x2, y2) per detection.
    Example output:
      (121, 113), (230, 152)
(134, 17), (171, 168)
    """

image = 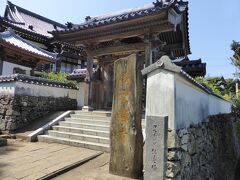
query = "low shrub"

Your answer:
(34, 71), (78, 89)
